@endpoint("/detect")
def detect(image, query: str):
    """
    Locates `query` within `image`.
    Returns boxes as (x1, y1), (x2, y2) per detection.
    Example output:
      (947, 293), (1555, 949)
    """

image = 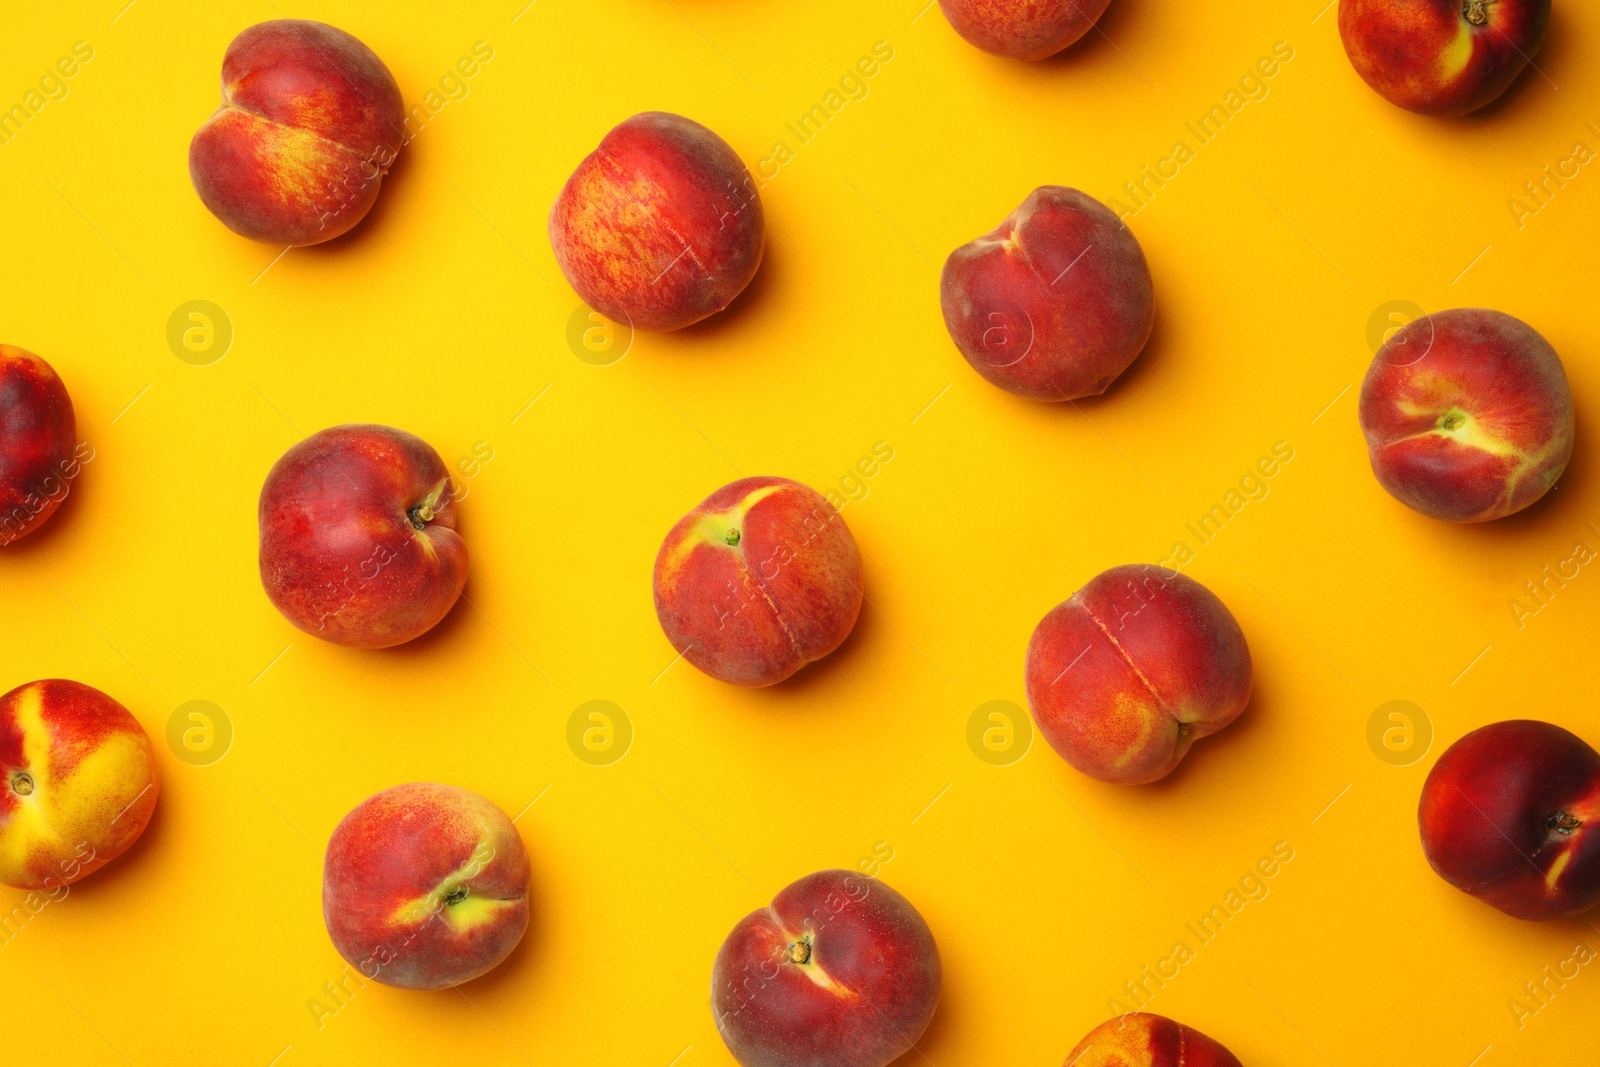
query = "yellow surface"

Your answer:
(3, 1), (1599, 1064)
